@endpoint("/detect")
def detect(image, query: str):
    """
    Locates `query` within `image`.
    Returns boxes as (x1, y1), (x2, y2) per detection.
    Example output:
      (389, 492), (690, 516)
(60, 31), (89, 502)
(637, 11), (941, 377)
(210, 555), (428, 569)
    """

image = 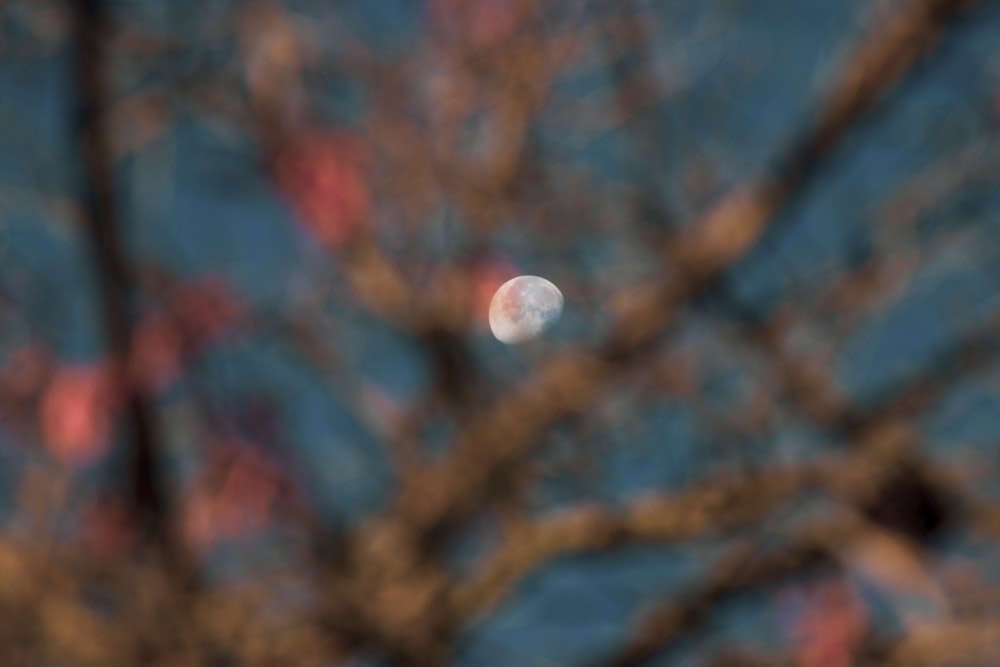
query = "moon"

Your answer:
(489, 275), (564, 344)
